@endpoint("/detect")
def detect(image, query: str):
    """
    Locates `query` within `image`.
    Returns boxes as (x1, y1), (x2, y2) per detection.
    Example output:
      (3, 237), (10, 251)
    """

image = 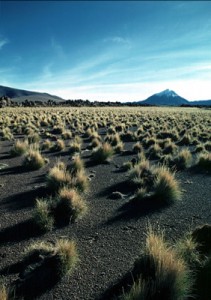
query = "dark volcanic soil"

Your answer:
(0, 137), (211, 299)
